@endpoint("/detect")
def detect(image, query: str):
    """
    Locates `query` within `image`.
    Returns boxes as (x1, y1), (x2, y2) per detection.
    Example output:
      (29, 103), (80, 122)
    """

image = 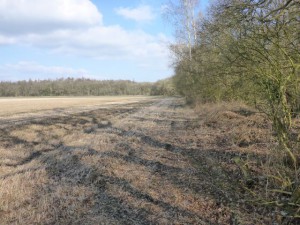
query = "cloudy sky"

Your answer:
(0, 0), (209, 82)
